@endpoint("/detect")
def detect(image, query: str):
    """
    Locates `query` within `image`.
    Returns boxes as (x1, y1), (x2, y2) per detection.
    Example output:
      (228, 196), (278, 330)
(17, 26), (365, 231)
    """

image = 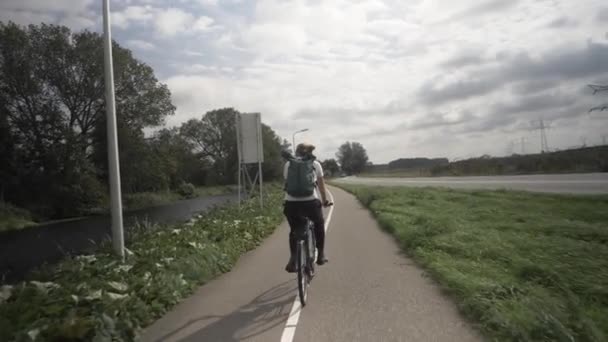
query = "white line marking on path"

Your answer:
(280, 190), (335, 342)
